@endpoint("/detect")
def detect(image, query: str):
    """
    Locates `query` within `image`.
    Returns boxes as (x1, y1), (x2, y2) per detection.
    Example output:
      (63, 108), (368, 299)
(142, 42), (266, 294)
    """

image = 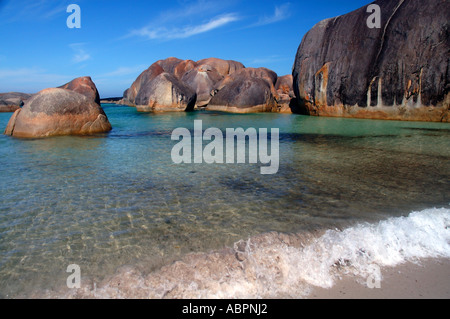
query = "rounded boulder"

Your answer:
(4, 88), (112, 138)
